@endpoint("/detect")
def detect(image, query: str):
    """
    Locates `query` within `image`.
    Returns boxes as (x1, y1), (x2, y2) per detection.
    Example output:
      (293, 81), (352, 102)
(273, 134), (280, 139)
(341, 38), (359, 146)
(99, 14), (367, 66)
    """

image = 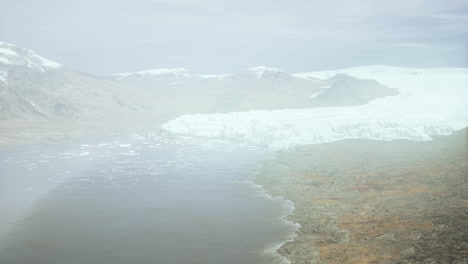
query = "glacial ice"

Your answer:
(163, 66), (468, 149)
